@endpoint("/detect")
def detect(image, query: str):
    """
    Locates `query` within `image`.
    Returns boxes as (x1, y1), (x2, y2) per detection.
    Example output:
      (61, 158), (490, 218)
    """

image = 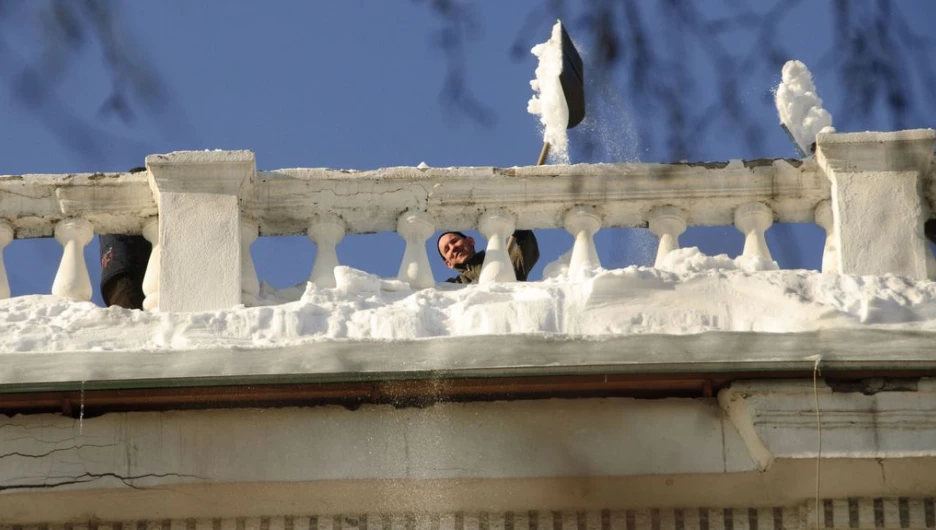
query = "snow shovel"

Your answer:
(537, 21), (585, 165)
